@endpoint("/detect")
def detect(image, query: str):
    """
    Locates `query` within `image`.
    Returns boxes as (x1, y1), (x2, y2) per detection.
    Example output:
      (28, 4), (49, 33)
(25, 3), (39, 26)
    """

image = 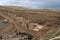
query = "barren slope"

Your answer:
(0, 6), (60, 40)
